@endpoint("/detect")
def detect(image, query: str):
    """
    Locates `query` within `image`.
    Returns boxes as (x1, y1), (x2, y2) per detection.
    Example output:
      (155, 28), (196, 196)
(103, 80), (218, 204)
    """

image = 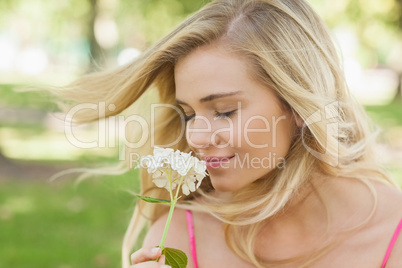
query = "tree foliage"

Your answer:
(0, 0), (400, 71)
